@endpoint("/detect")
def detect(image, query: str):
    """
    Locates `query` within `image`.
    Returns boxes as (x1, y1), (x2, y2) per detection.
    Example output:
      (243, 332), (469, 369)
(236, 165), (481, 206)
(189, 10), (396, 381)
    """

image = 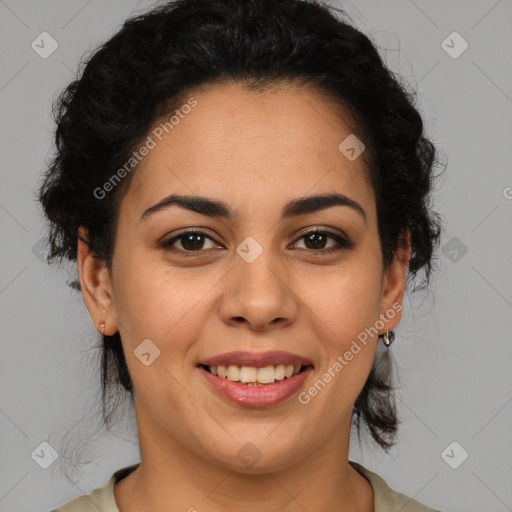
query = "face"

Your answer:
(78, 82), (410, 473)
